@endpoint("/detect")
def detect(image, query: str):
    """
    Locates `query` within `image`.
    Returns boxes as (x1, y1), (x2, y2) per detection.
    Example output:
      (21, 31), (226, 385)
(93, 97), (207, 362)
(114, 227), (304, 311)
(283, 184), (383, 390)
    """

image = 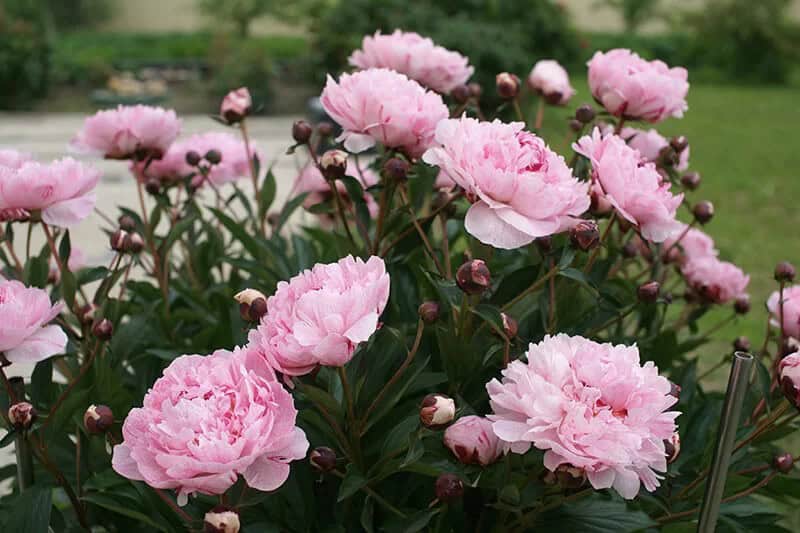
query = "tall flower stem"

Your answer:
(584, 212), (616, 273)
(502, 263), (561, 312)
(326, 179), (358, 250)
(338, 366), (362, 468)
(239, 120), (266, 235)
(9, 377), (34, 490)
(135, 180), (170, 316)
(2, 233), (23, 275)
(398, 185), (445, 275)
(534, 99), (545, 130)
(41, 222), (90, 307)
